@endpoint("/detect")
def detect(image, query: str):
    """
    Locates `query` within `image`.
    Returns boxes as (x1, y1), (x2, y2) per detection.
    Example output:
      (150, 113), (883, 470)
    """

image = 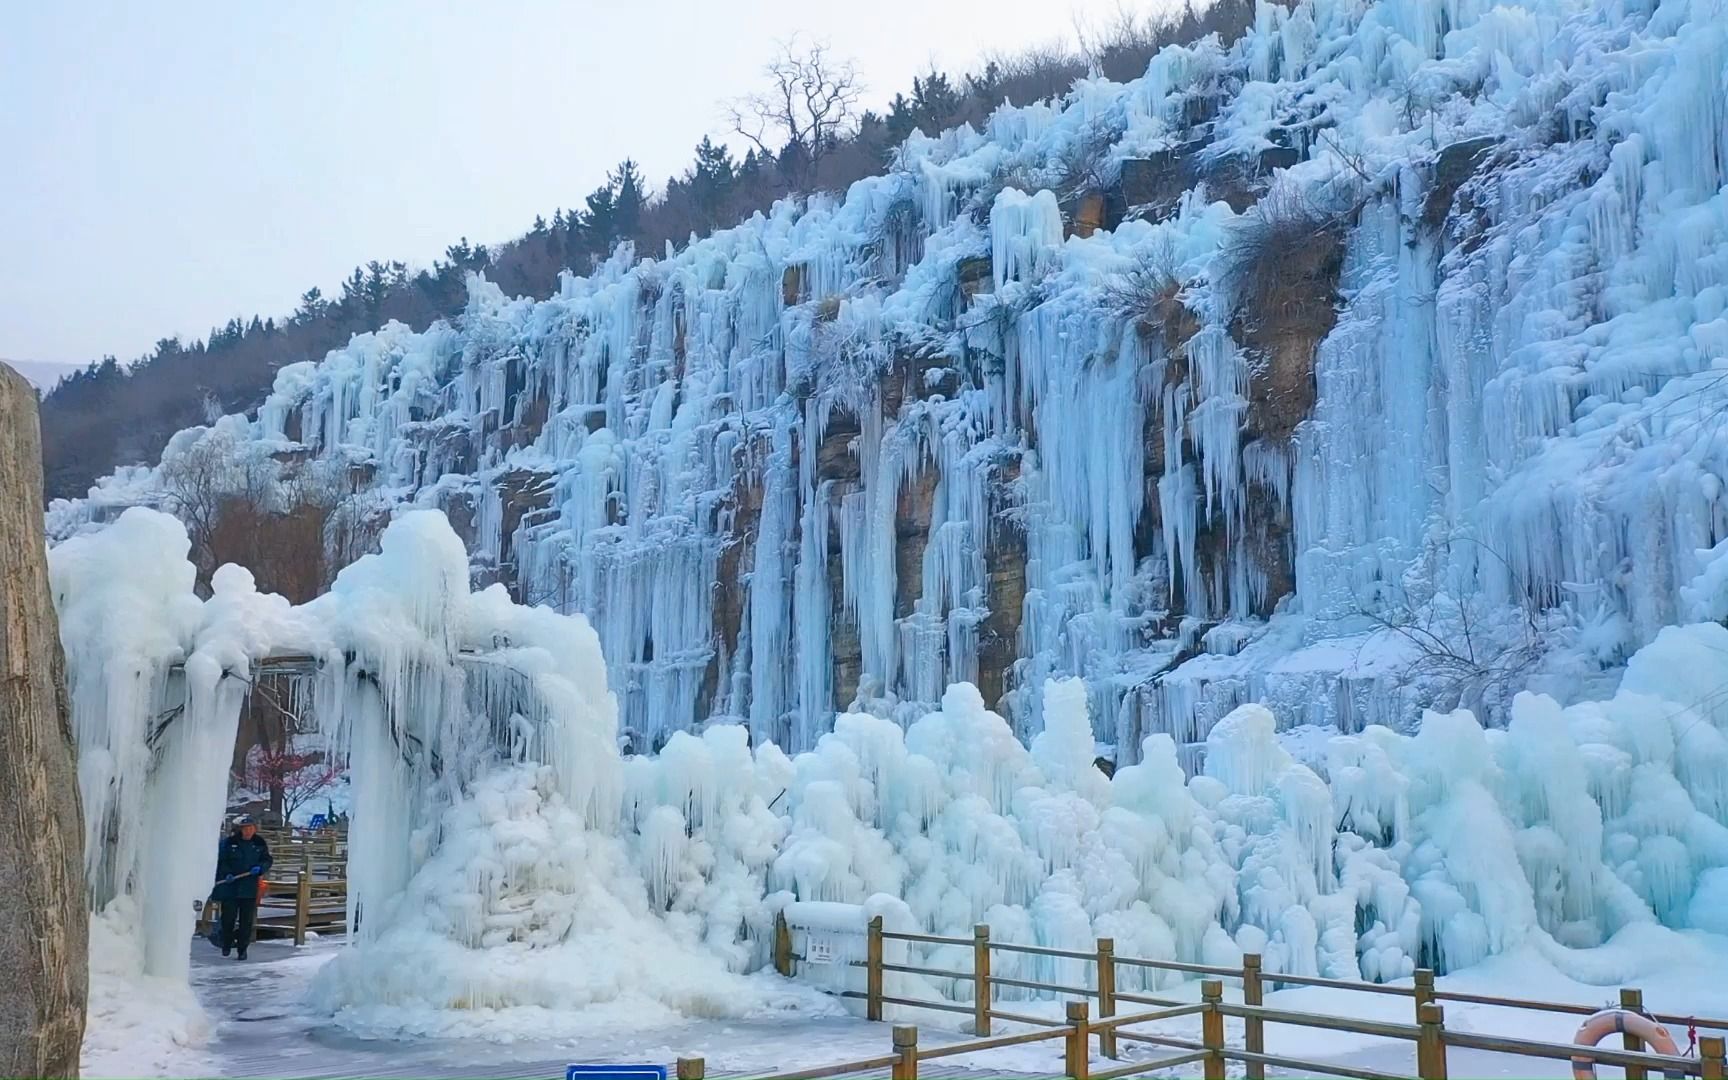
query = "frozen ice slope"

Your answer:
(50, 0), (1728, 765)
